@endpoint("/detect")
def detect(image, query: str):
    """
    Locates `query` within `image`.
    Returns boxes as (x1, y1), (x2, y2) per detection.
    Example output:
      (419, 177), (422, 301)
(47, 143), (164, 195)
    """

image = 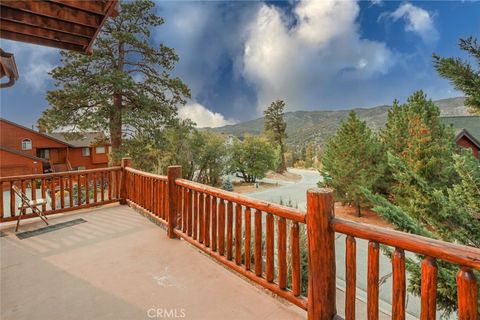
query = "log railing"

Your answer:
(121, 163), (479, 320)
(332, 217), (480, 320)
(174, 176), (308, 309)
(3, 158), (477, 319)
(0, 166), (122, 222)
